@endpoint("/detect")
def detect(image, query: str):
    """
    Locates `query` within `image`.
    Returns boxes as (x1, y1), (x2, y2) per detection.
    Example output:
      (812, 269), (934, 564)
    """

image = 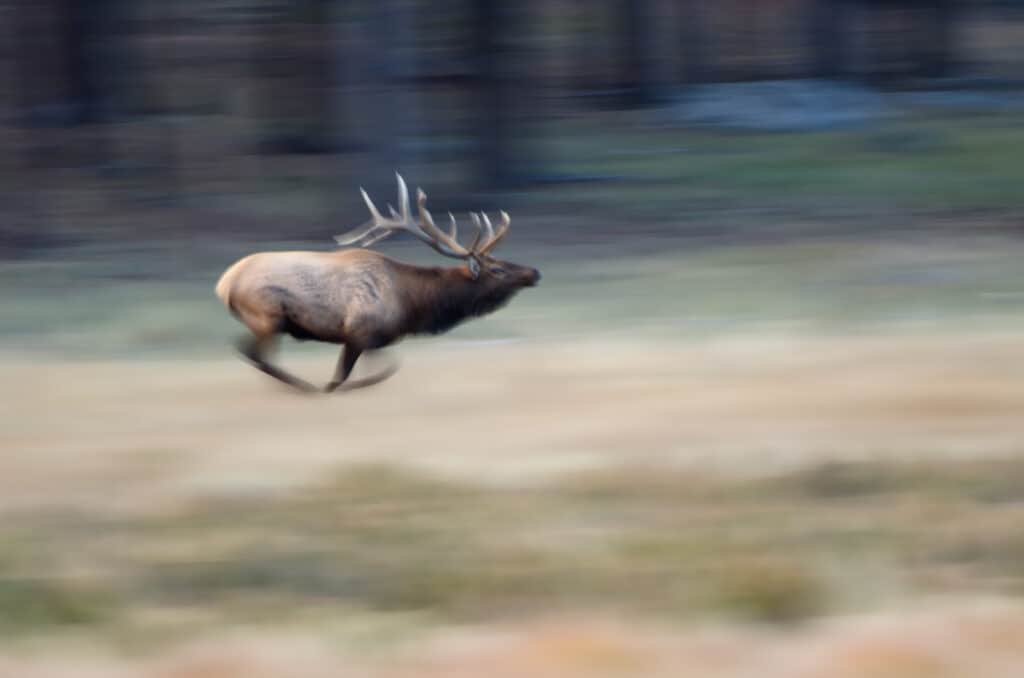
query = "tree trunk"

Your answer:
(471, 0), (516, 191)
(808, 0), (847, 78)
(679, 0), (712, 84)
(846, 0), (875, 84)
(329, 0), (359, 154)
(253, 0), (333, 154)
(365, 0), (402, 178)
(60, 0), (99, 123)
(617, 0), (658, 104)
(61, 0), (133, 124)
(570, 0), (602, 92)
(10, 0), (46, 125)
(330, 0), (419, 207)
(919, 0), (955, 78)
